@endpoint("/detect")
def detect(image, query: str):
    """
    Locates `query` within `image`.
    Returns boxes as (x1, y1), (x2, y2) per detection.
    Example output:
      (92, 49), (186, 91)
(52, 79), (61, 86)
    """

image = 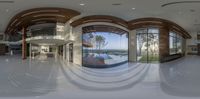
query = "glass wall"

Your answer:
(31, 27), (56, 37)
(82, 32), (128, 68)
(169, 32), (182, 55)
(136, 28), (159, 63)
